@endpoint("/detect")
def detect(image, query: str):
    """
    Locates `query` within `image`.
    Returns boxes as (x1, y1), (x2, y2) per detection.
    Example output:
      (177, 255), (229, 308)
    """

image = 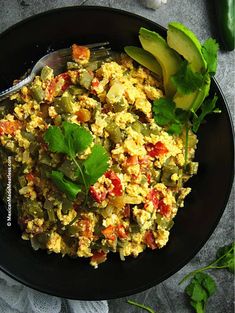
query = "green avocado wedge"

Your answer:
(124, 46), (162, 79)
(167, 22), (210, 111)
(167, 21), (207, 73)
(139, 27), (182, 98)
